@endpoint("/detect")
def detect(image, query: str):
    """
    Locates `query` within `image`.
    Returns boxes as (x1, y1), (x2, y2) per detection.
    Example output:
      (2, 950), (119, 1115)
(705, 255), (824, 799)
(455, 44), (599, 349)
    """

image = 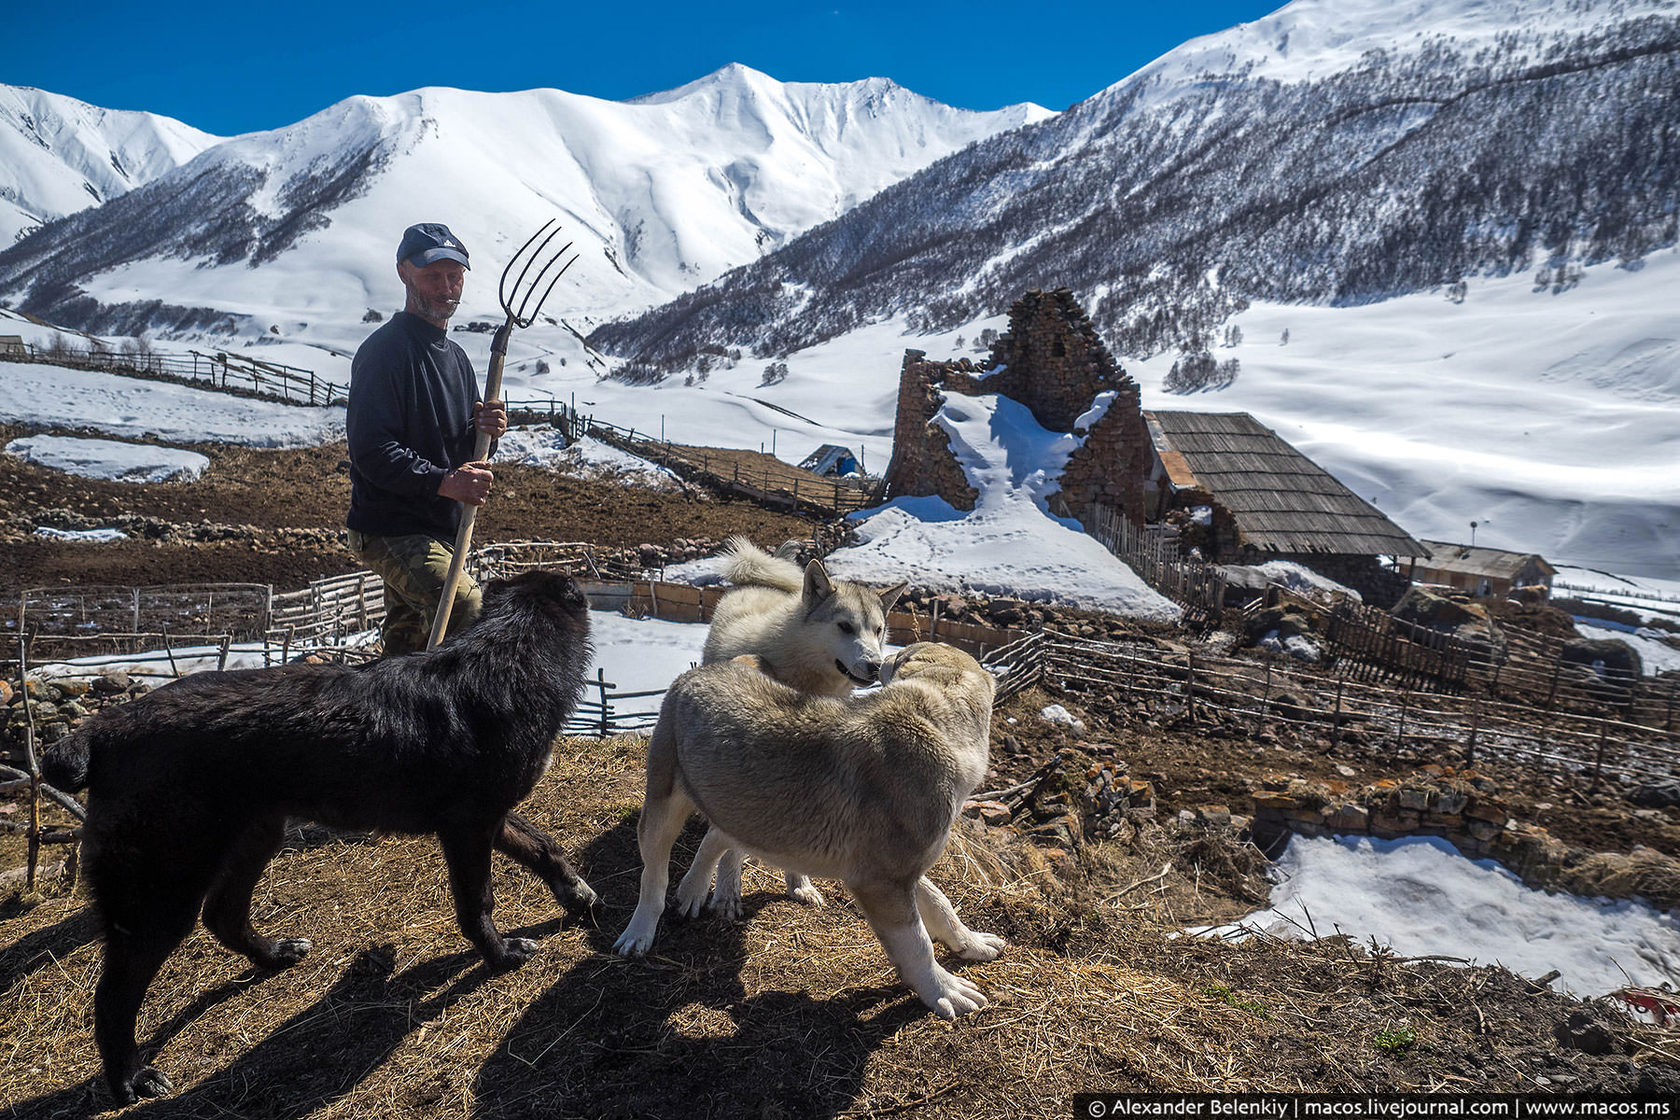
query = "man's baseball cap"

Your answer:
(397, 223), (470, 269)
